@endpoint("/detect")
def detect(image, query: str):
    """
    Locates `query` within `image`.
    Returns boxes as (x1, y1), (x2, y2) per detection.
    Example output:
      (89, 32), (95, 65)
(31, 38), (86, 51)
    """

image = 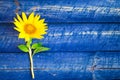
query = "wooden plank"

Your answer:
(0, 0), (120, 22)
(93, 52), (120, 80)
(0, 52), (93, 69)
(0, 70), (92, 80)
(1, 52), (120, 80)
(95, 52), (120, 68)
(0, 52), (94, 80)
(0, 23), (120, 52)
(94, 70), (120, 80)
